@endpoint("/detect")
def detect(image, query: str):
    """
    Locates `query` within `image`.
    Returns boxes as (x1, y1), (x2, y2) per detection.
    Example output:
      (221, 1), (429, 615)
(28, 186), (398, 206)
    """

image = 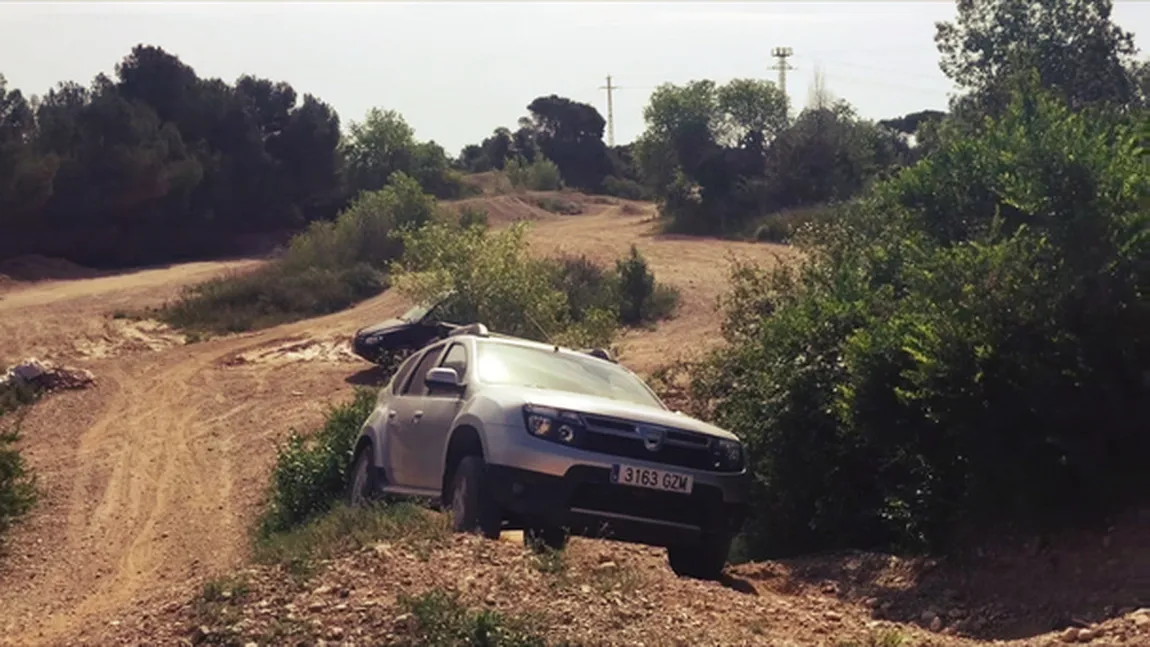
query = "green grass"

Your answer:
(157, 262), (386, 334)
(393, 589), (552, 647)
(254, 502), (450, 579)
